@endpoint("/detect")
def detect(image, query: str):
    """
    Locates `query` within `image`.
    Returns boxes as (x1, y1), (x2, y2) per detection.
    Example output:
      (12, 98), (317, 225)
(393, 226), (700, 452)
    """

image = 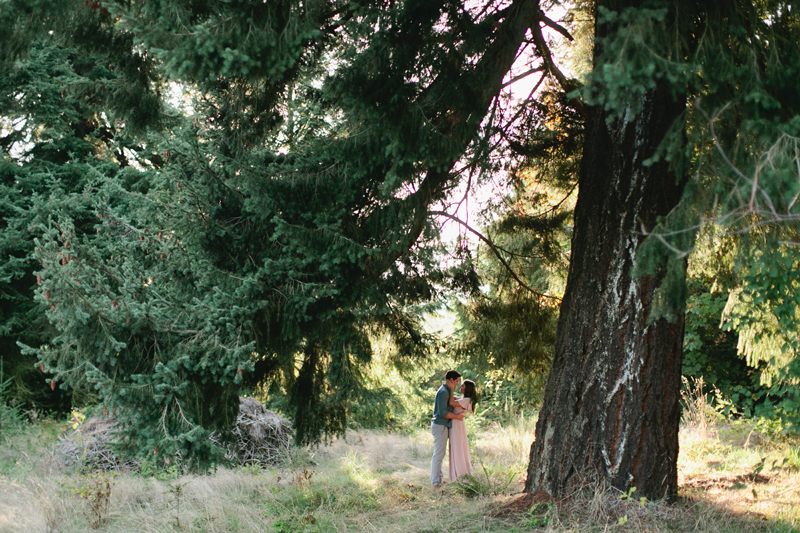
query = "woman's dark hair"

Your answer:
(462, 379), (478, 410)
